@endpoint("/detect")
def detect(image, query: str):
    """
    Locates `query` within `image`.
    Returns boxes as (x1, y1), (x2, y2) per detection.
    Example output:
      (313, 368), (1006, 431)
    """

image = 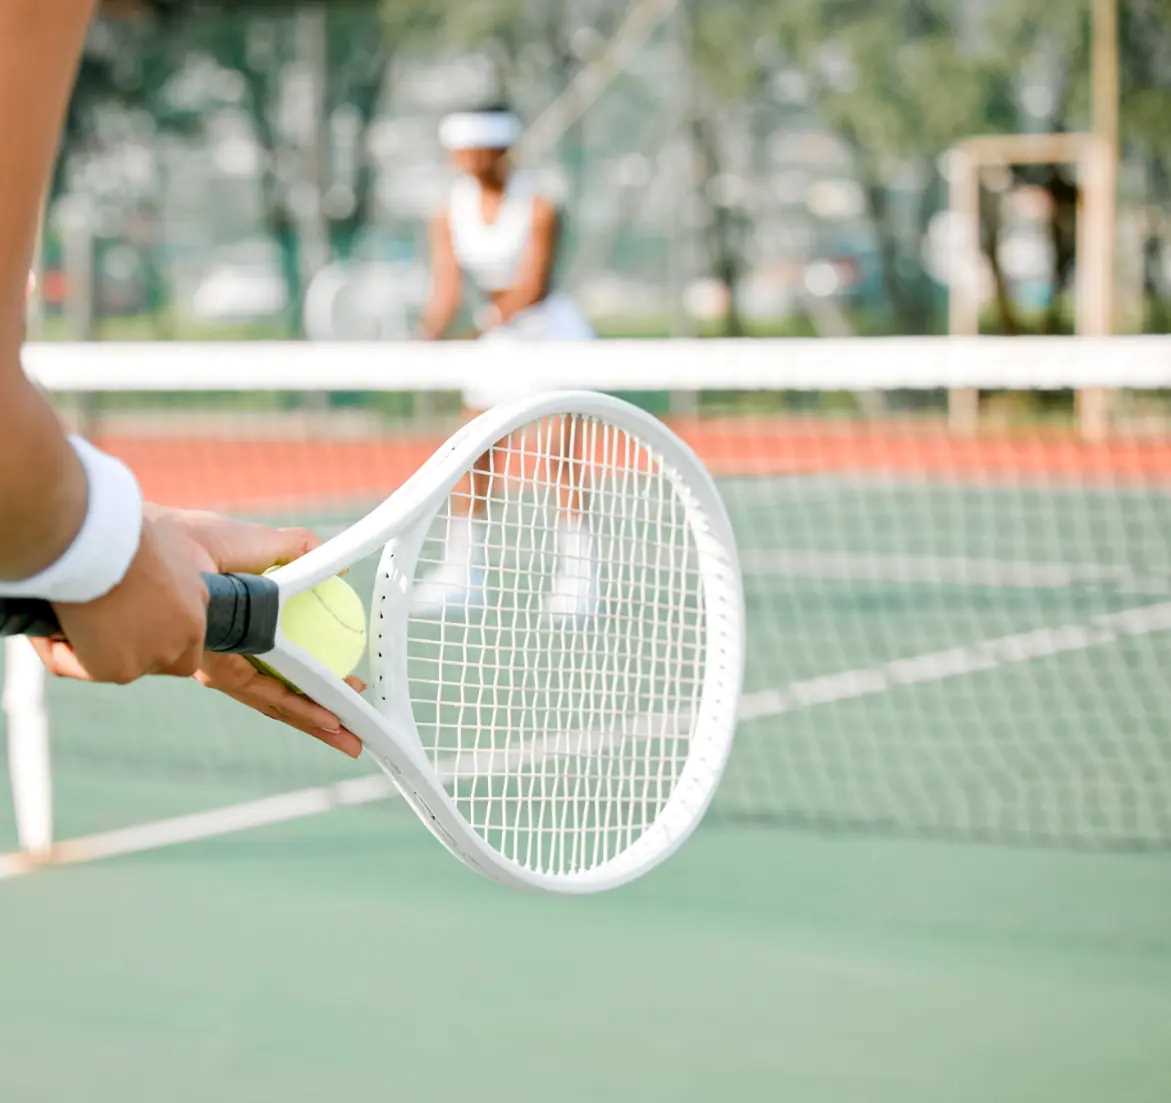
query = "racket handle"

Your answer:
(0, 572), (280, 655)
(203, 573), (280, 653)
